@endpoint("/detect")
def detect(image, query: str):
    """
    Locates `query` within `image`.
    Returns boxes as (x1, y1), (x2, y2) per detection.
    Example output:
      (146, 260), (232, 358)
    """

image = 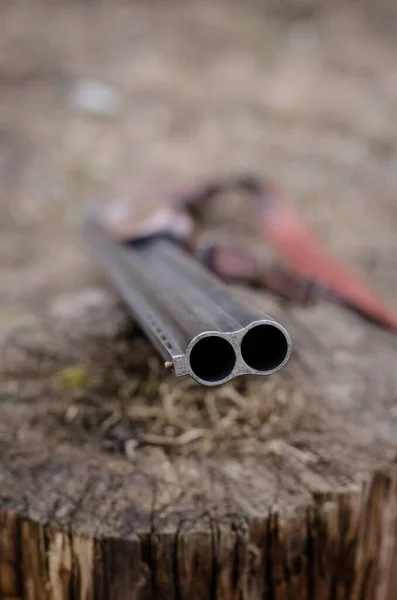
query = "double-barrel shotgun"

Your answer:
(84, 178), (291, 386)
(85, 174), (397, 386)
